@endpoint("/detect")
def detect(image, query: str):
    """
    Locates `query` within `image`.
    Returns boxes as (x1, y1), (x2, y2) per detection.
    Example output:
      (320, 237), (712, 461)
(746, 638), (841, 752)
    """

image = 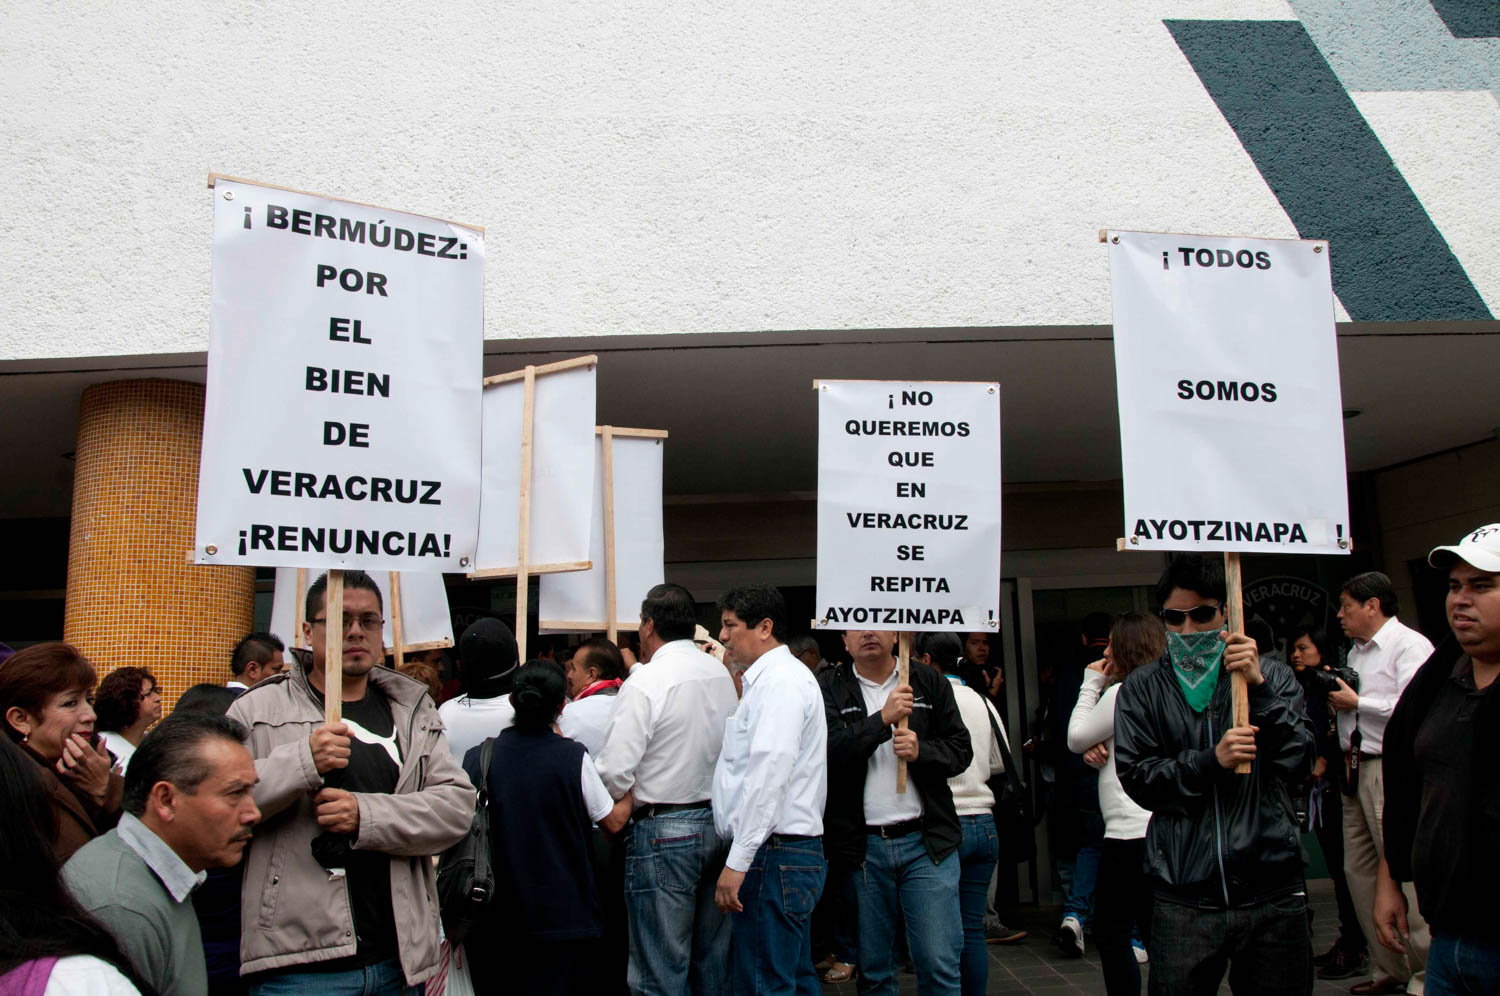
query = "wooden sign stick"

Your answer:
(324, 570), (344, 725)
(515, 365), (537, 663)
(293, 568), (308, 649)
(896, 631), (912, 793)
(389, 571), (405, 671)
(1224, 552), (1251, 774)
(602, 425), (618, 643)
